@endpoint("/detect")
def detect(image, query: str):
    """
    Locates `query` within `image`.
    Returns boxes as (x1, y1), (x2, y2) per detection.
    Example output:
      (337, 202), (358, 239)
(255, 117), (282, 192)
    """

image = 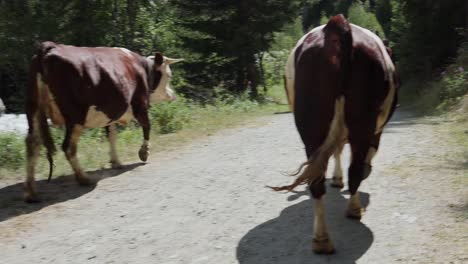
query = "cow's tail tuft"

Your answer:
(268, 97), (346, 192)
